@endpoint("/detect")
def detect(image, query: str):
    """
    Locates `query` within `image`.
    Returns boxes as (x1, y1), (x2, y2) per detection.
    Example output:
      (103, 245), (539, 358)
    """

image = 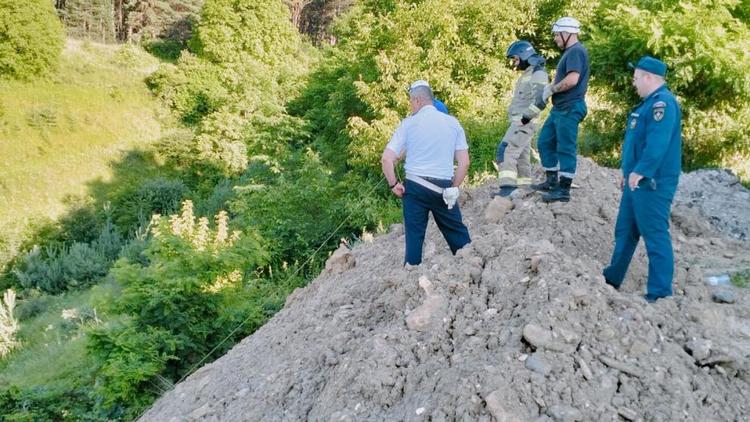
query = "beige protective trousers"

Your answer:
(498, 121), (538, 187)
